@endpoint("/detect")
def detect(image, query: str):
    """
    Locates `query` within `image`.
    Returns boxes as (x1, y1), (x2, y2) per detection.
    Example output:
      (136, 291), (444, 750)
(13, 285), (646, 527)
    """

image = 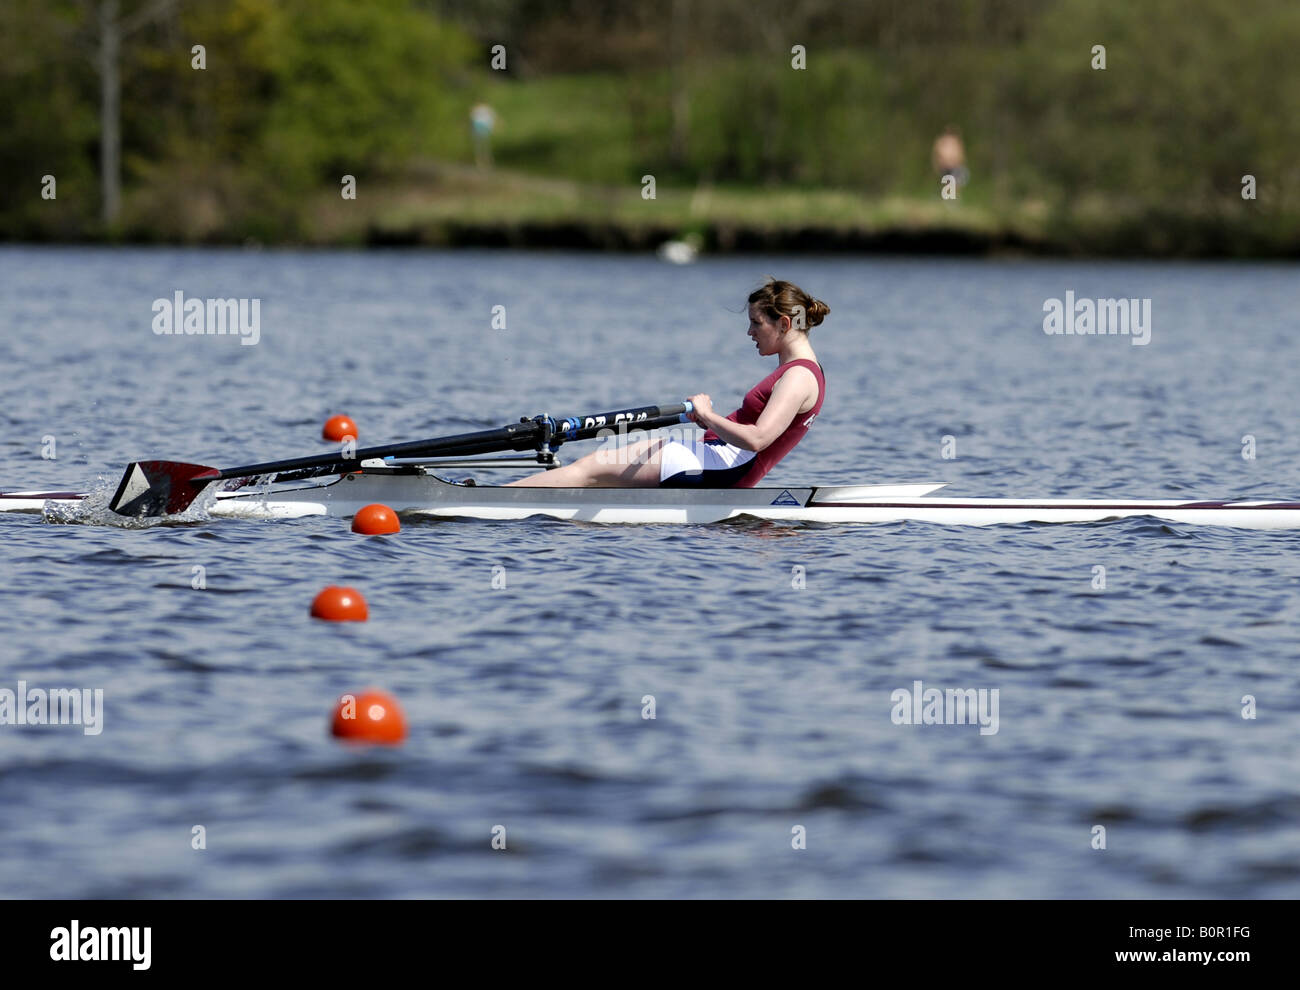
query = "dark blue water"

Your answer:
(2, 246), (1299, 897)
